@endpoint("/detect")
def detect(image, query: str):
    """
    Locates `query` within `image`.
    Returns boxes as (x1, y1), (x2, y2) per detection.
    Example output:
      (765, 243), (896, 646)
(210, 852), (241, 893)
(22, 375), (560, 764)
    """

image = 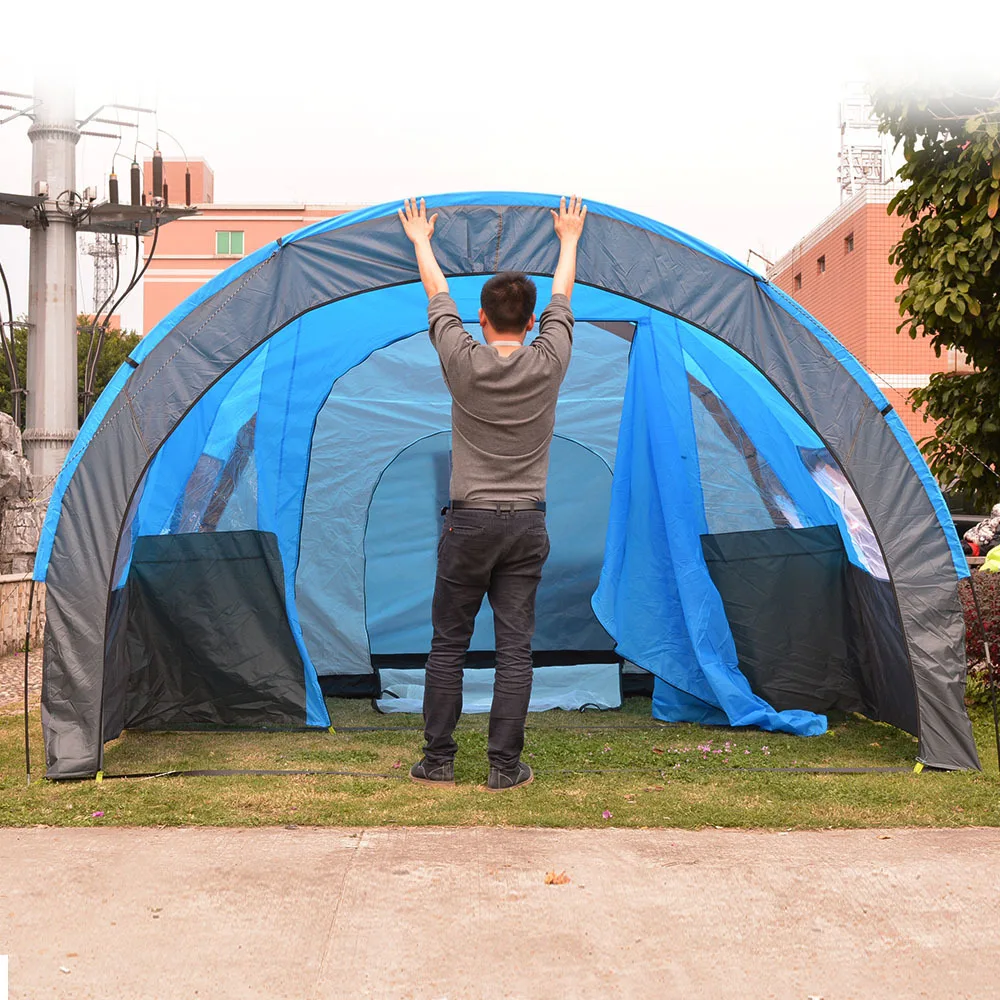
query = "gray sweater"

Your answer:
(427, 291), (574, 501)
